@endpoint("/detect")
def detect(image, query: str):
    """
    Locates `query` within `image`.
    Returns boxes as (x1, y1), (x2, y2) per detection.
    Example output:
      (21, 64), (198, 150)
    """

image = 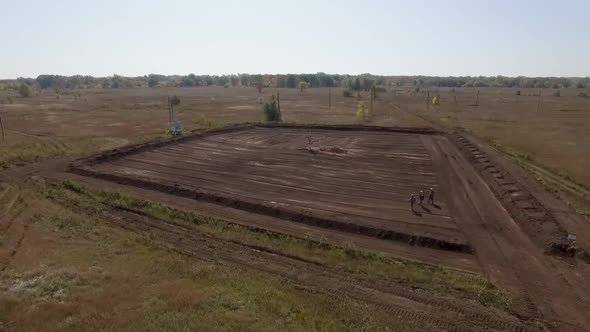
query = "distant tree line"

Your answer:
(1, 74), (588, 92)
